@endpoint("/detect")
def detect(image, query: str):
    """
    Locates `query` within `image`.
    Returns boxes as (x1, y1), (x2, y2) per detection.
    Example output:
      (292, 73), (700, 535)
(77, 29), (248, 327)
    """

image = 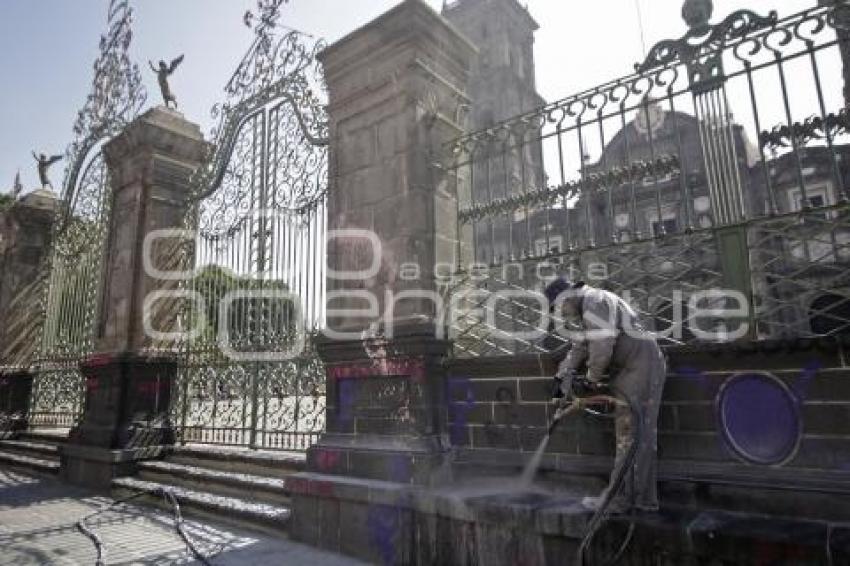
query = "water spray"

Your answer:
(521, 383), (641, 566)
